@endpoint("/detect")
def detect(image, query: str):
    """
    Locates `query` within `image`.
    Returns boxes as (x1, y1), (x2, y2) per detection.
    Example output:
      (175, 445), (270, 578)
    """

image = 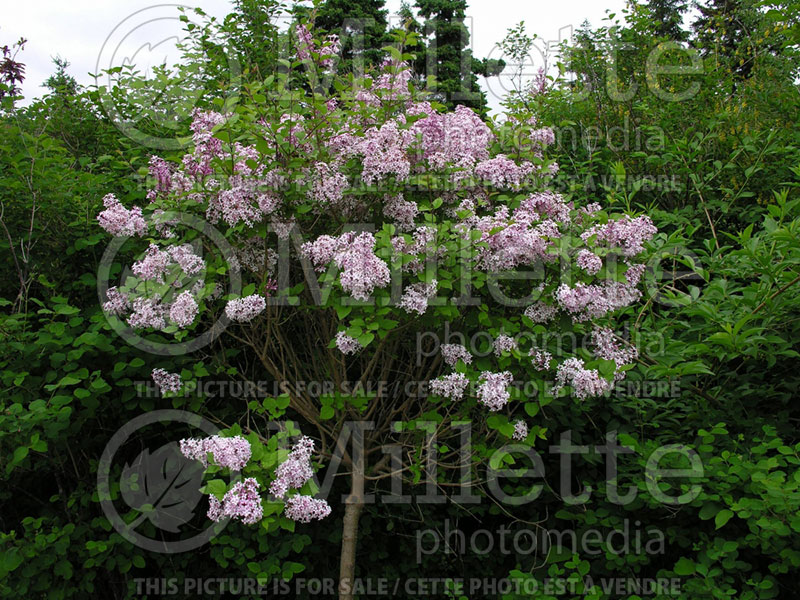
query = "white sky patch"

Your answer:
(5, 0), (625, 111)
